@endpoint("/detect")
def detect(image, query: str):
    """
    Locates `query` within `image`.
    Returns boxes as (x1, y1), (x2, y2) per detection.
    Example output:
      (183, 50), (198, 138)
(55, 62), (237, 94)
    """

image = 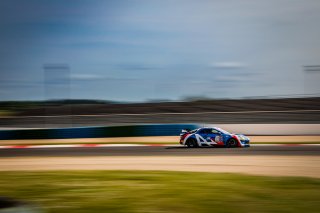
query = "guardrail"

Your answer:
(0, 124), (200, 140)
(1, 124), (319, 140)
